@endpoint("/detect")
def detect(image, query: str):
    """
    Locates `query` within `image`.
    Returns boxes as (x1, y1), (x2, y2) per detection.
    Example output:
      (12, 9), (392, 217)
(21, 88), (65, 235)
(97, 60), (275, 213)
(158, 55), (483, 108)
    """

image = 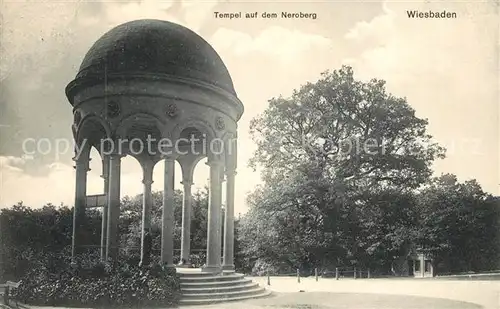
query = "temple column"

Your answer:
(179, 178), (193, 266)
(203, 159), (223, 273)
(161, 156), (175, 267)
(72, 155), (90, 258)
(106, 152), (122, 261)
(222, 170), (236, 270)
(100, 155), (109, 261)
(140, 163), (154, 266)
